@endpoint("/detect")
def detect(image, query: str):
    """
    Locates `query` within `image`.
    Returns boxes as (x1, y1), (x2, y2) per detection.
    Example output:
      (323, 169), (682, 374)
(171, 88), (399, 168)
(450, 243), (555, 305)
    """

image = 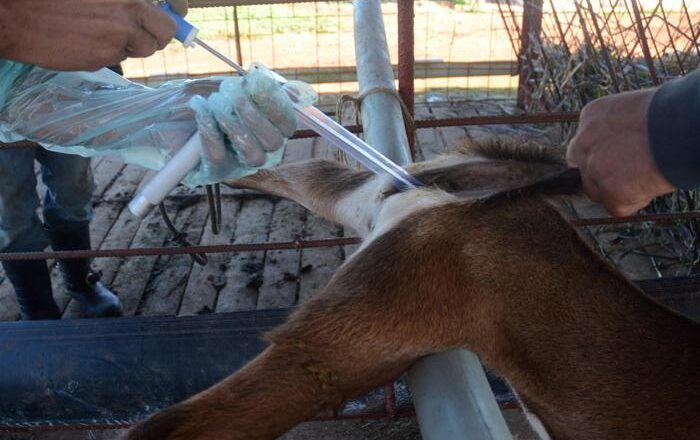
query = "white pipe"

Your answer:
(129, 133), (202, 217)
(353, 0), (412, 166)
(352, 2), (513, 439)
